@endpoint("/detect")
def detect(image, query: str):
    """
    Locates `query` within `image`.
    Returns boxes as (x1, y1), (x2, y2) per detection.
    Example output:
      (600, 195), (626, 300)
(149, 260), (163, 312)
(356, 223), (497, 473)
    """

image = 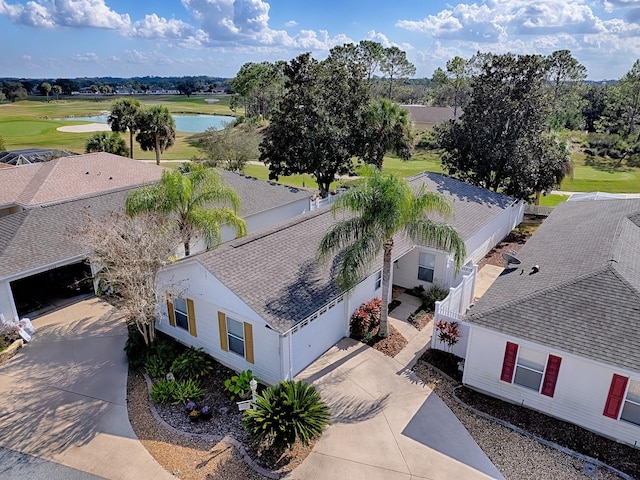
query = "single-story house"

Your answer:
(156, 172), (524, 385)
(461, 199), (640, 448)
(0, 155), (311, 321)
(0, 152), (163, 217)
